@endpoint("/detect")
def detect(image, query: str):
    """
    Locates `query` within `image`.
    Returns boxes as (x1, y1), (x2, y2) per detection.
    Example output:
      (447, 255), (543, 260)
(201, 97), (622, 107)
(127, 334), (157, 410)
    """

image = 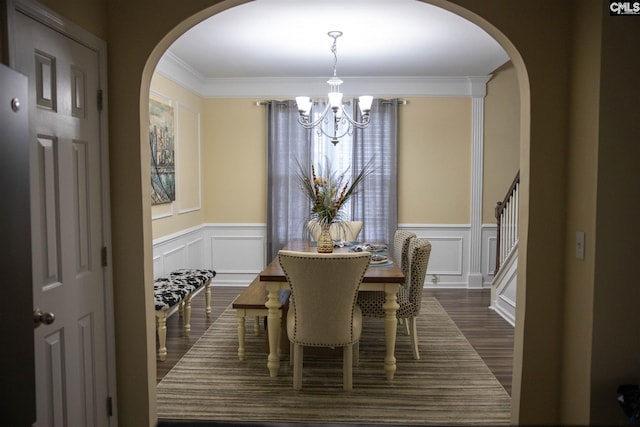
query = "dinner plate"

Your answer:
(370, 254), (388, 264)
(351, 243), (388, 253)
